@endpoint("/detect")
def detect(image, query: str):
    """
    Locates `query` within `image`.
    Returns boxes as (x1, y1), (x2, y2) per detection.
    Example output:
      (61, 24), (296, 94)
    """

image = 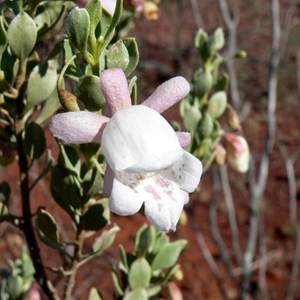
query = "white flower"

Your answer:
(50, 68), (202, 231)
